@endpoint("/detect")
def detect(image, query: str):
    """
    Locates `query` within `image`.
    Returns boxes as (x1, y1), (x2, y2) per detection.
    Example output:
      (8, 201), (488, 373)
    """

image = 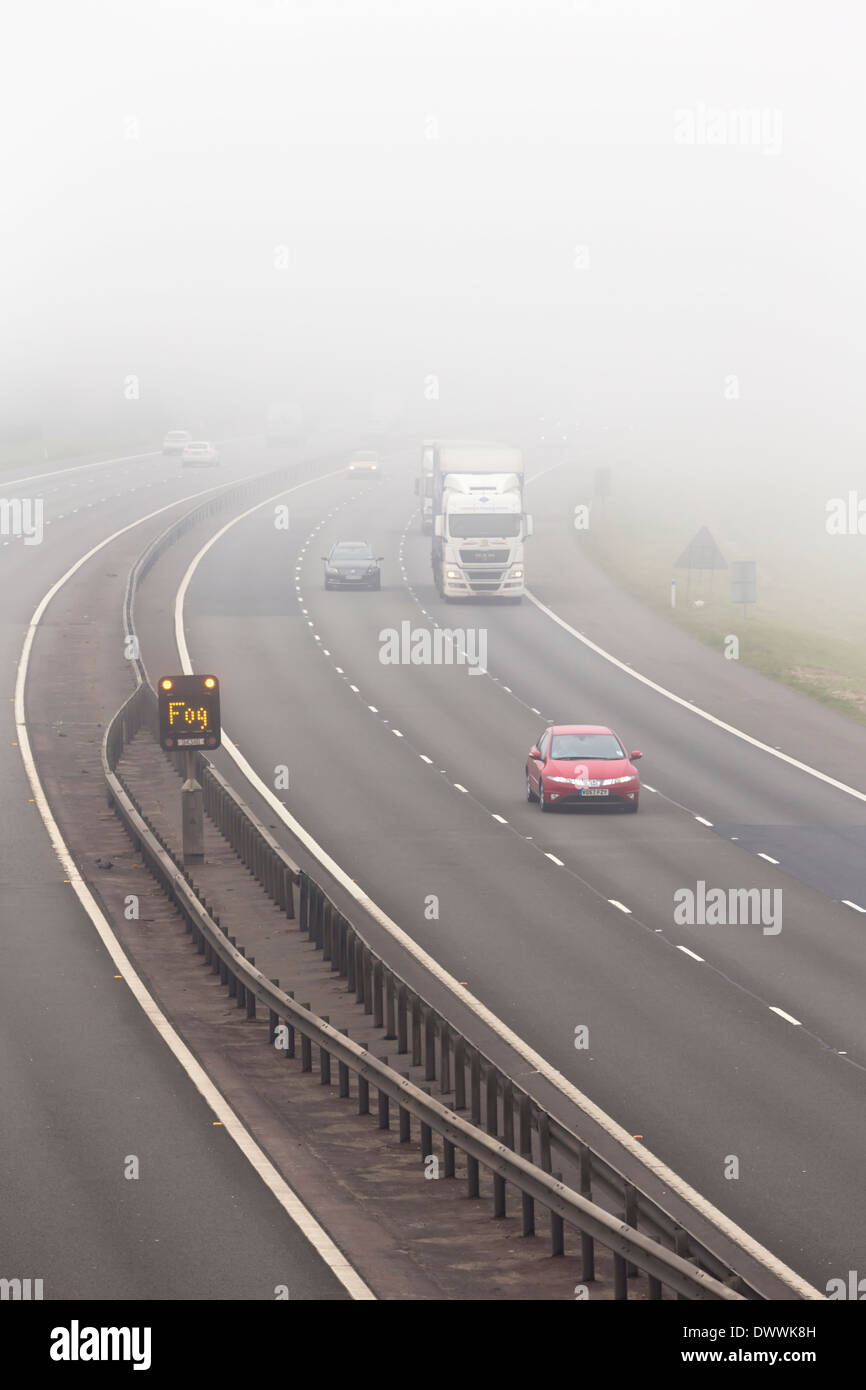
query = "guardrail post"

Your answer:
(485, 1070), (498, 1135)
(285, 867), (295, 920)
(443, 1138), (455, 1178)
(397, 986), (408, 1054)
(467, 1155), (480, 1199)
(373, 961), (384, 1029)
(363, 953), (373, 1015)
(385, 971), (396, 1039)
(346, 930), (357, 992)
(624, 1183), (638, 1277)
(518, 1094), (532, 1157)
(424, 1008), (436, 1082)
(285, 990), (296, 1058)
(550, 1173), (565, 1256)
(322, 903), (332, 963)
(521, 1188), (535, 1237)
(299, 872), (309, 932)
(398, 1076), (411, 1142)
(332, 915), (344, 973)
(648, 1276), (663, 1300)
(236, 947), (247, 1010)
(440, 1028), (451, 1095)
(246, 955), (256, 1018)
(674, 1227), (689, 1301)
(356, 943), (366, 1005)
(454, 1038), (466, 1110)
(503, 1082), (515, 1149)
(319, 1017), (331, 1085)
(268, 980), (279, 1046)
(358, 1075), (370, 1115)
(613, 1253), (628, 1300)
(493, 1173), (506, 1218)
(470, 1053), (481, 1123)
(378, 1080), (389, 1130)
(578, 1141), (595, 1282)
(227, 938), (238, 997)
(538, 1112), (552, 1172)
(411, 997), (422, 1066)
(338, 1028), (350, 1098)
(301, 1018), (312, 1073)
(420, 1095), (432, 1161)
